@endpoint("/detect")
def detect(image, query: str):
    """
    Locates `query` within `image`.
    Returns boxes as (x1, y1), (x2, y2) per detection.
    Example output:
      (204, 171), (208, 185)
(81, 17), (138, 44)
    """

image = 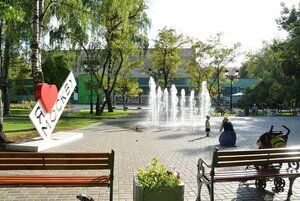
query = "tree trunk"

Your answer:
(100, 101), (106, 113)
(31, 0), (44, 85)
(0, 19), (3, 73)
(38, 0), (44, 73)
(122, 94), (125, 110)
(0, 89), (9, 143)
(106, 93), (113, 112)
(2, 38), (10, 116)
(95, 93), (101, 116)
